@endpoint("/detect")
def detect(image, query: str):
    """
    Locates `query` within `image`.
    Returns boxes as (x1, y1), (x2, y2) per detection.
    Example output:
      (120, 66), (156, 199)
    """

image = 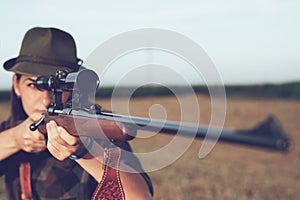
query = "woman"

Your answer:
(0, 27), (153, 200)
